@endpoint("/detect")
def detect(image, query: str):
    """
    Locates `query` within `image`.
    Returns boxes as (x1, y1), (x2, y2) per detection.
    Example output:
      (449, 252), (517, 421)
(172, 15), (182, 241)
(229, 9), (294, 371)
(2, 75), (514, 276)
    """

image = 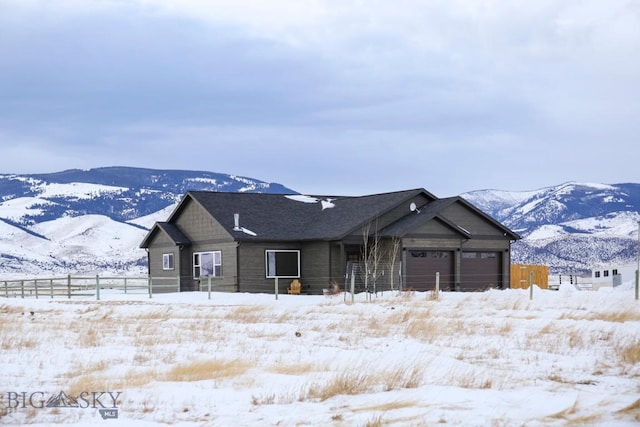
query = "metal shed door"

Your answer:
(460, 251), (502, 291)
(405, 250), (454, 291)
